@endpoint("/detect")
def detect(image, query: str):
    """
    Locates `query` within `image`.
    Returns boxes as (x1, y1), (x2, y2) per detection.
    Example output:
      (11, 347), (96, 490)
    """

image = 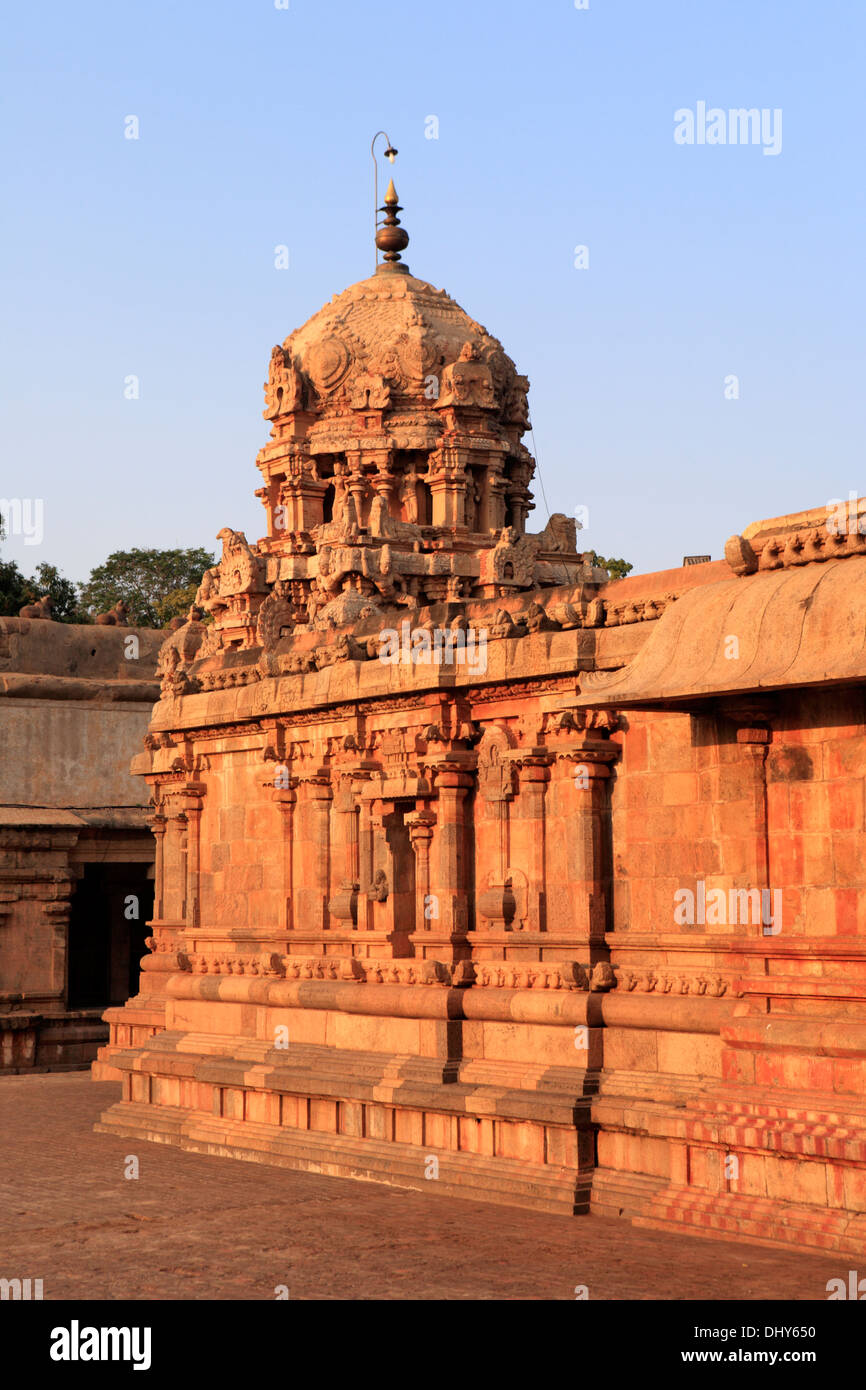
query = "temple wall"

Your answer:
(0, 620), (161, 1071)
(592, 685), (866, 1247)
(0, 698), (154, 809)
(93, 614), (866, 1251)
